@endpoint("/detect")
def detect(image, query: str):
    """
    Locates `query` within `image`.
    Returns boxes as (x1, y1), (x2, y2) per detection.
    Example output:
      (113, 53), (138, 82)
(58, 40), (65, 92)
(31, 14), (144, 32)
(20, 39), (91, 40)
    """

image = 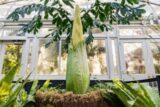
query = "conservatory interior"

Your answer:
(0, 0), (160, 107)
